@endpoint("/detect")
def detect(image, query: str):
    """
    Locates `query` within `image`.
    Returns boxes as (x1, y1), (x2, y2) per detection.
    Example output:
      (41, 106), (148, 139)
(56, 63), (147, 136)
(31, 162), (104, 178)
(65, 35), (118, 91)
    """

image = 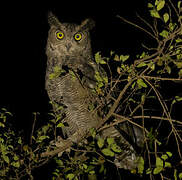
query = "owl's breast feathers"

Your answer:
(46, 68), (100, 139)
